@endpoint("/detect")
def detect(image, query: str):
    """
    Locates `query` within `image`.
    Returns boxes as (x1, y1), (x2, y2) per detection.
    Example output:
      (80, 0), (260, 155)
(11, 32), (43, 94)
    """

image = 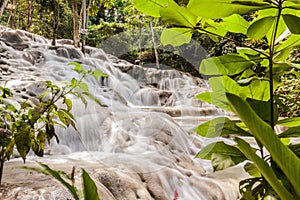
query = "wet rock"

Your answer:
(96, 169), (152, 200)
(0, 31), (29, 51)
(56, 46), (84, 59)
